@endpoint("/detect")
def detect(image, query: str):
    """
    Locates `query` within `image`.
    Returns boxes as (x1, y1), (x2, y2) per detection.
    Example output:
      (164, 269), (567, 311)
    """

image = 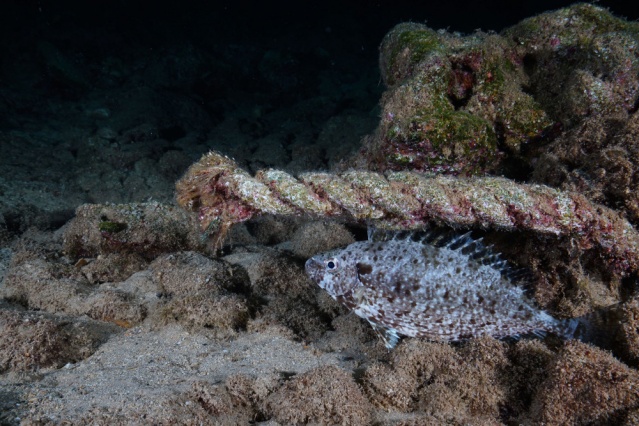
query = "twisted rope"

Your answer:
(176, 151), (639, 275)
